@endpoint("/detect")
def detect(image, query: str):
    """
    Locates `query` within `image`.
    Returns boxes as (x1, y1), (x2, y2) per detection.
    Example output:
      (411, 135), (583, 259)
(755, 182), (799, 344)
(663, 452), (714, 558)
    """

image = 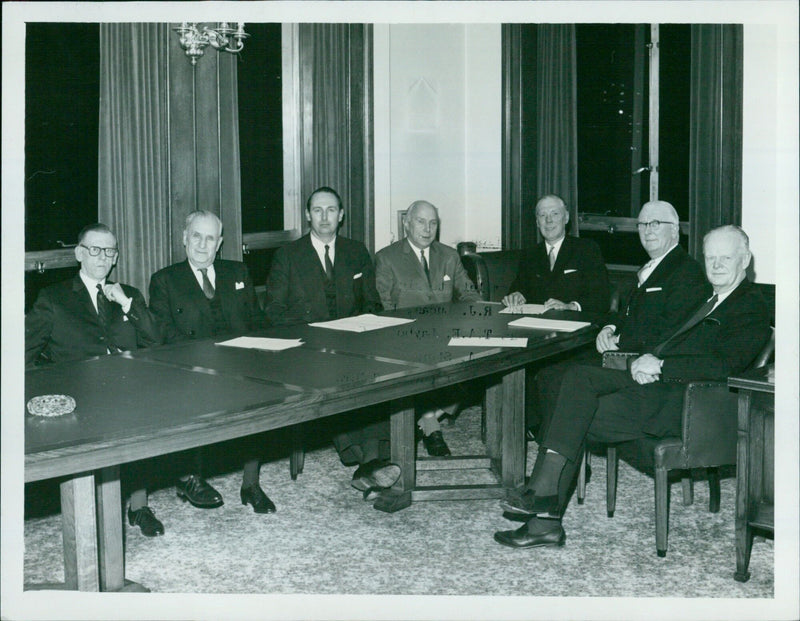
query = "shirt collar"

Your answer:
(545, 235), (566, 255)
(407, 239), (430, 258)
(647, 243), (678, 271)
(78, 270), (105, 293)
(310, 231), (336, 253)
